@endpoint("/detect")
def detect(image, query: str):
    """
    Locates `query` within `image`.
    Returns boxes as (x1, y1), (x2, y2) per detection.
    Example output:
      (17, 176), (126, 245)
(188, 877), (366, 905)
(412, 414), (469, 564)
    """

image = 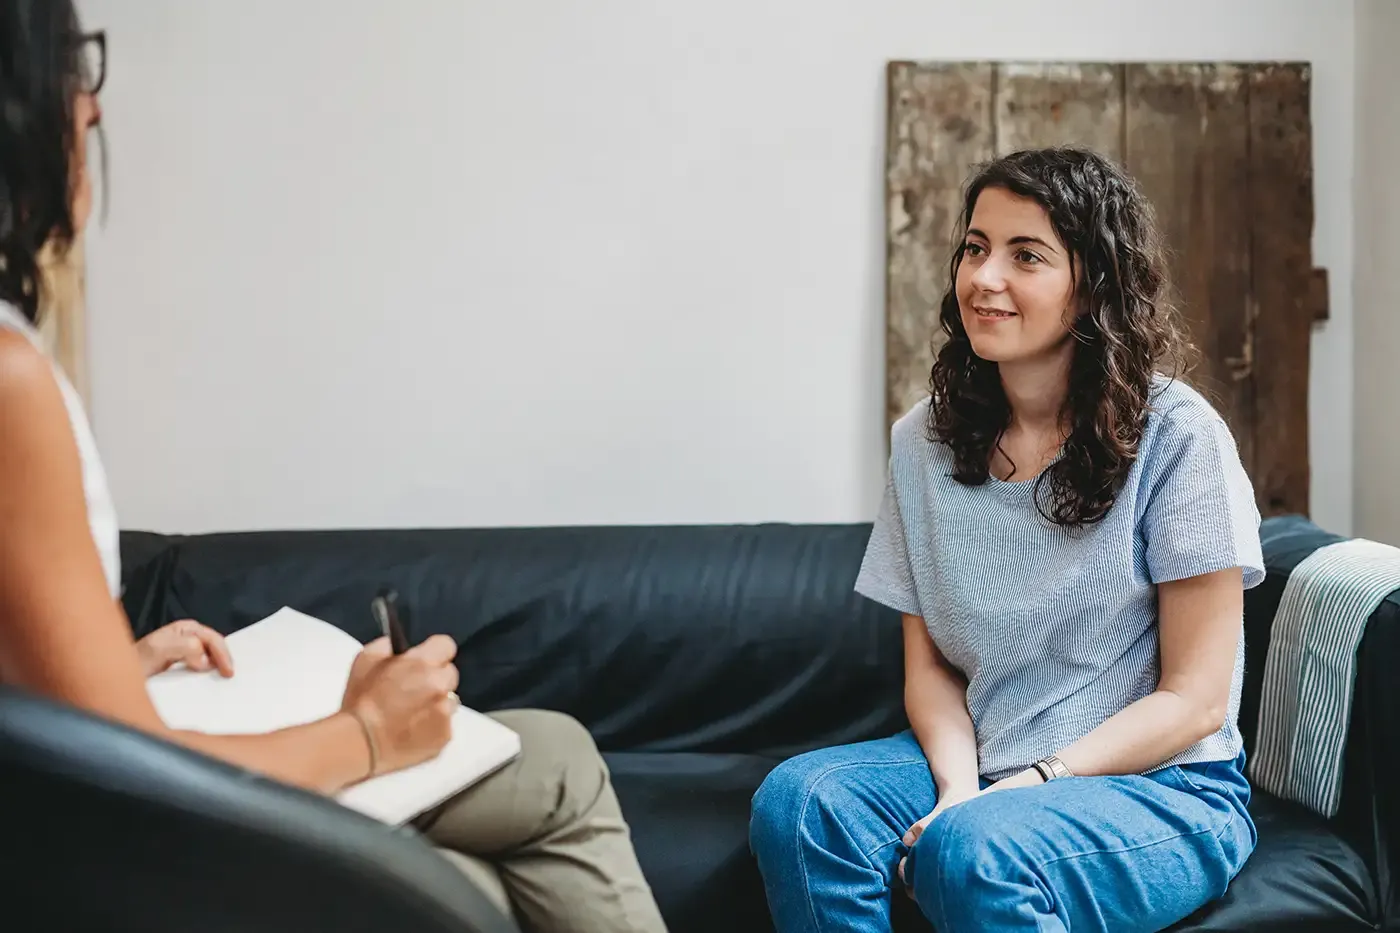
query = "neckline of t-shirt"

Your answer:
(984, 471), (1042, 501)
(984, 449), (1062, 495)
